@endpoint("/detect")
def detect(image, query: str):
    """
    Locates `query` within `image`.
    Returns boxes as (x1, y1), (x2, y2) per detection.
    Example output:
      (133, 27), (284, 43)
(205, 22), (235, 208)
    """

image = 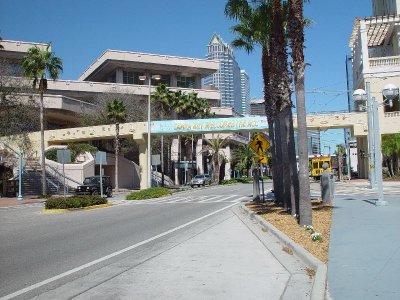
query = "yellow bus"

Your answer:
(310, 156), (332, 179)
